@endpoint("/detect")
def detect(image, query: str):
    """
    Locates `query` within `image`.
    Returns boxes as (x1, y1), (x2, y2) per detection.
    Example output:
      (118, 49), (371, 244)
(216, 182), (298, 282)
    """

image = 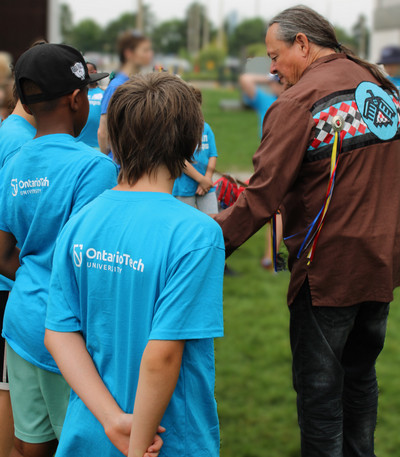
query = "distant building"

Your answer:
(370, 0), (400, 63)
(0, 0), (60, 62)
